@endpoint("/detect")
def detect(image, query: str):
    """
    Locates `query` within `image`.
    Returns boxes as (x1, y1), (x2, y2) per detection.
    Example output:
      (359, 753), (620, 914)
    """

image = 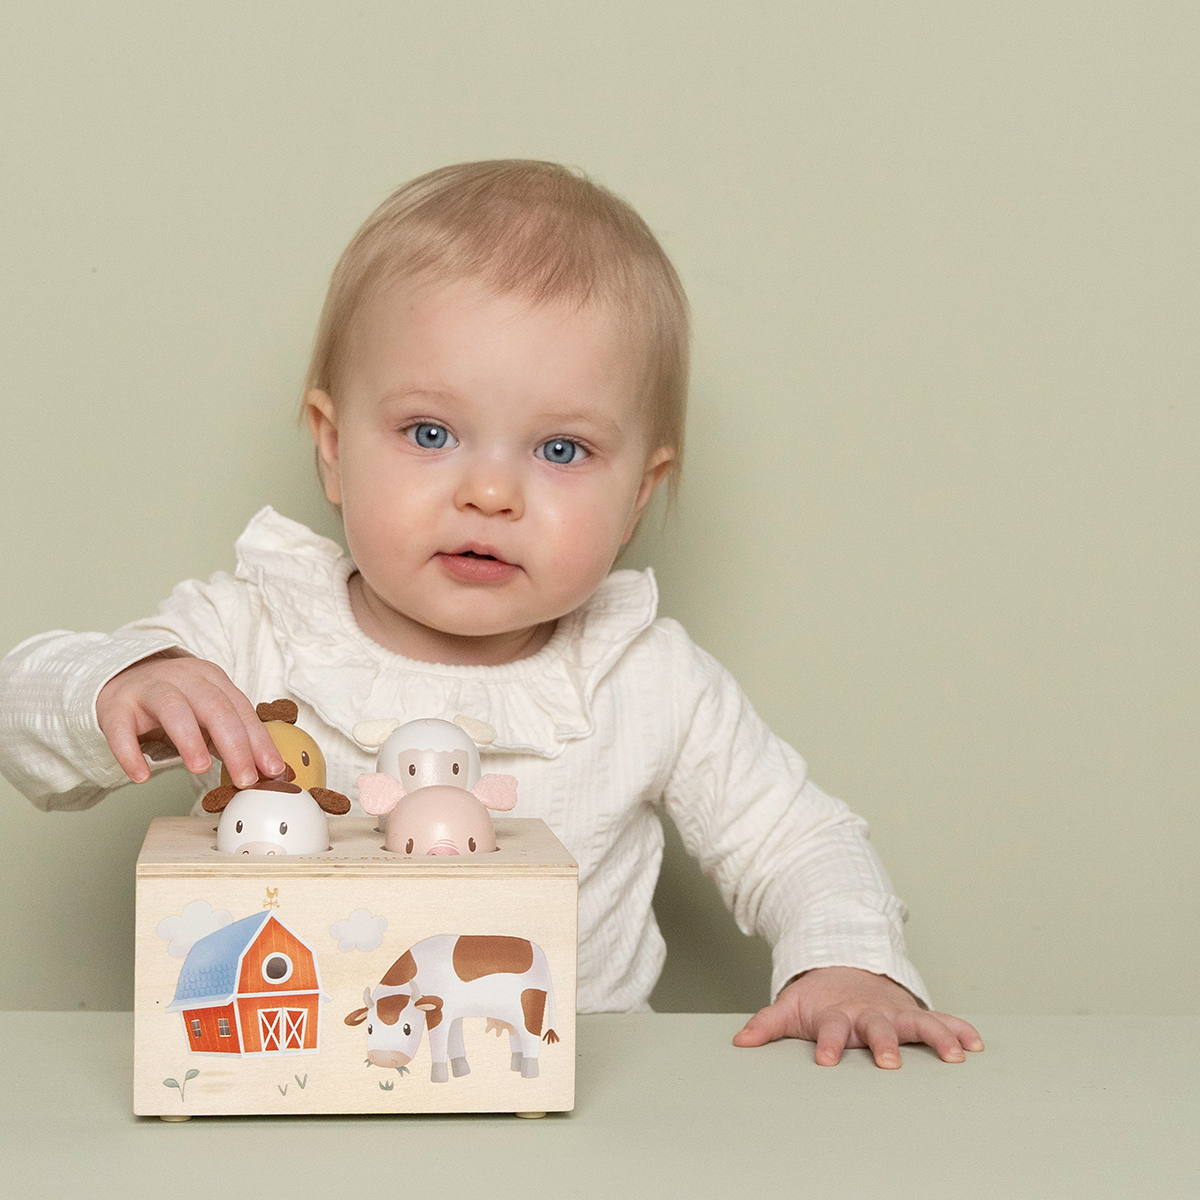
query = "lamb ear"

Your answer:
(201, 784), (238, 813)
(357, 772), (406, 816)
(472, 773), (518, 811)
(353, 718), (400, 749)
(453, 714), (496, 746)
